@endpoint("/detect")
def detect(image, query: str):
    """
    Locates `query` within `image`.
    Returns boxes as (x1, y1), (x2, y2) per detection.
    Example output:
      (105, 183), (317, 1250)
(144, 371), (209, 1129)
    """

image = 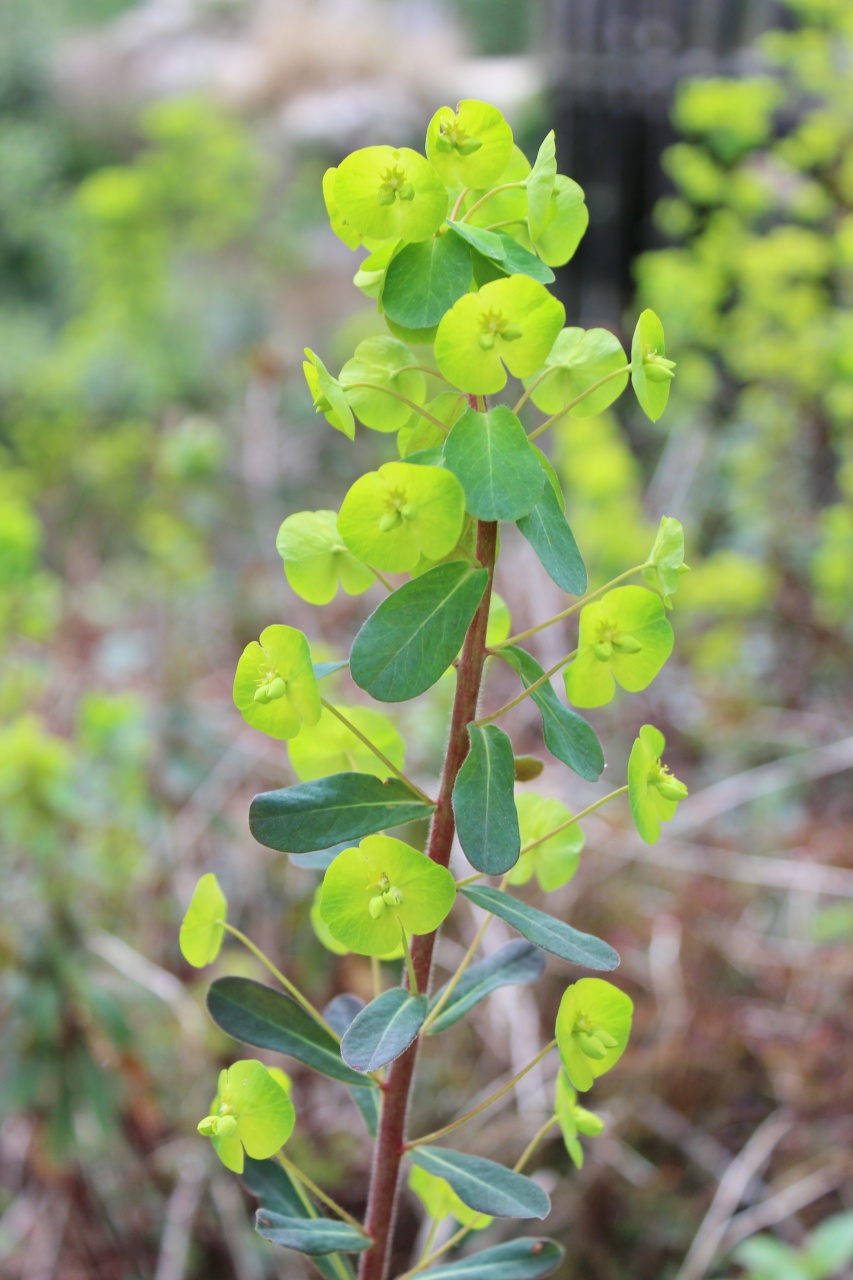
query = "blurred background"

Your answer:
(1, 0), (852, 1277)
